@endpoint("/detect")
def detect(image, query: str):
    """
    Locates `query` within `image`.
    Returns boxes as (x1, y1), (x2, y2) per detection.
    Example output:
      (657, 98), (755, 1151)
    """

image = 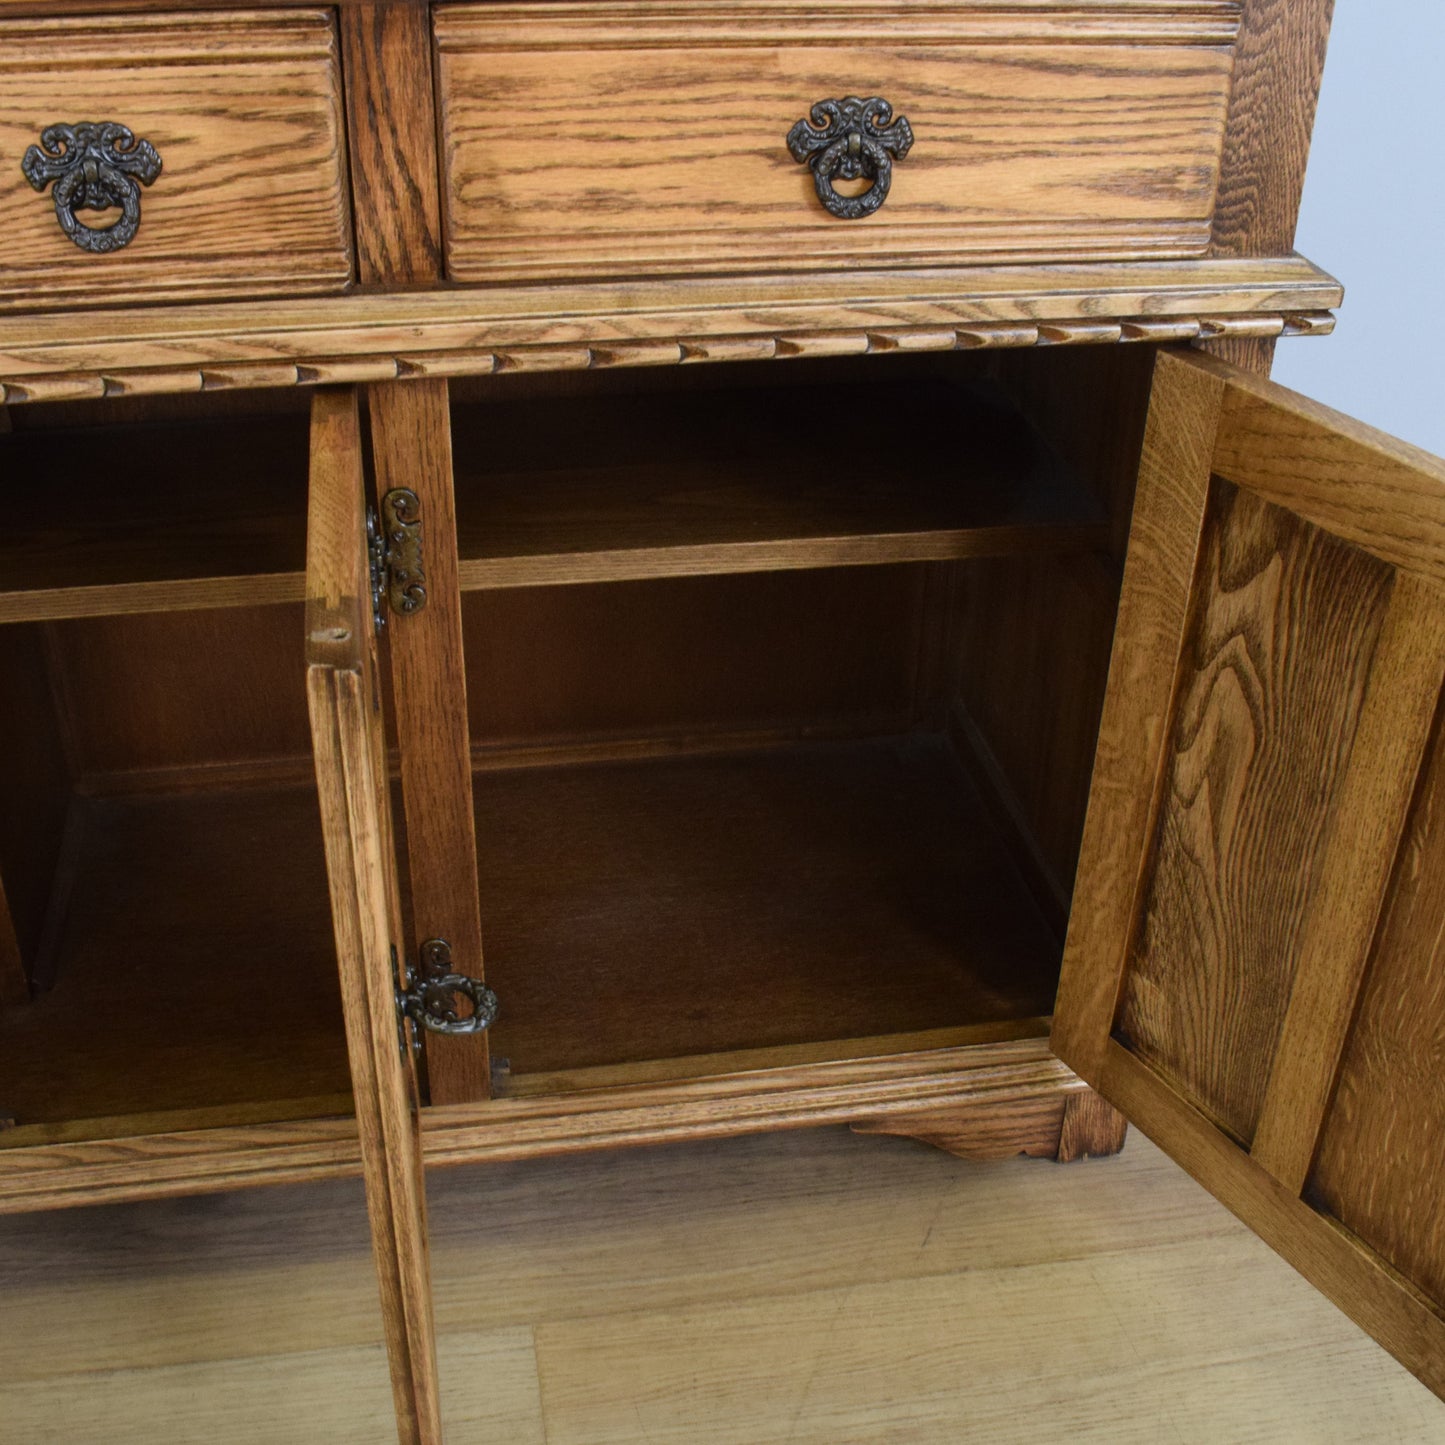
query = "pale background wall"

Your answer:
(1270, 1), (1445, 457)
